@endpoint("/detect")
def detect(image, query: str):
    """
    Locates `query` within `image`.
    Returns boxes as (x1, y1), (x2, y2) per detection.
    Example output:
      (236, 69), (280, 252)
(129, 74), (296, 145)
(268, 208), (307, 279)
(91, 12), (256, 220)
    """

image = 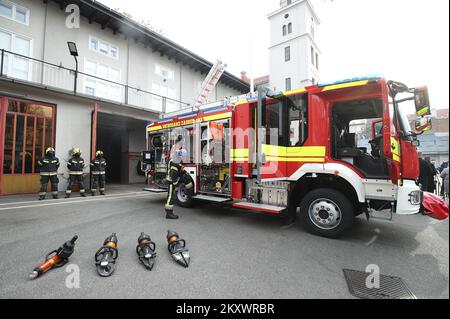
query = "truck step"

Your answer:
(193, 194), (232, 203)
(232, 201), (287, 214)
(143, 188), (167, 193)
